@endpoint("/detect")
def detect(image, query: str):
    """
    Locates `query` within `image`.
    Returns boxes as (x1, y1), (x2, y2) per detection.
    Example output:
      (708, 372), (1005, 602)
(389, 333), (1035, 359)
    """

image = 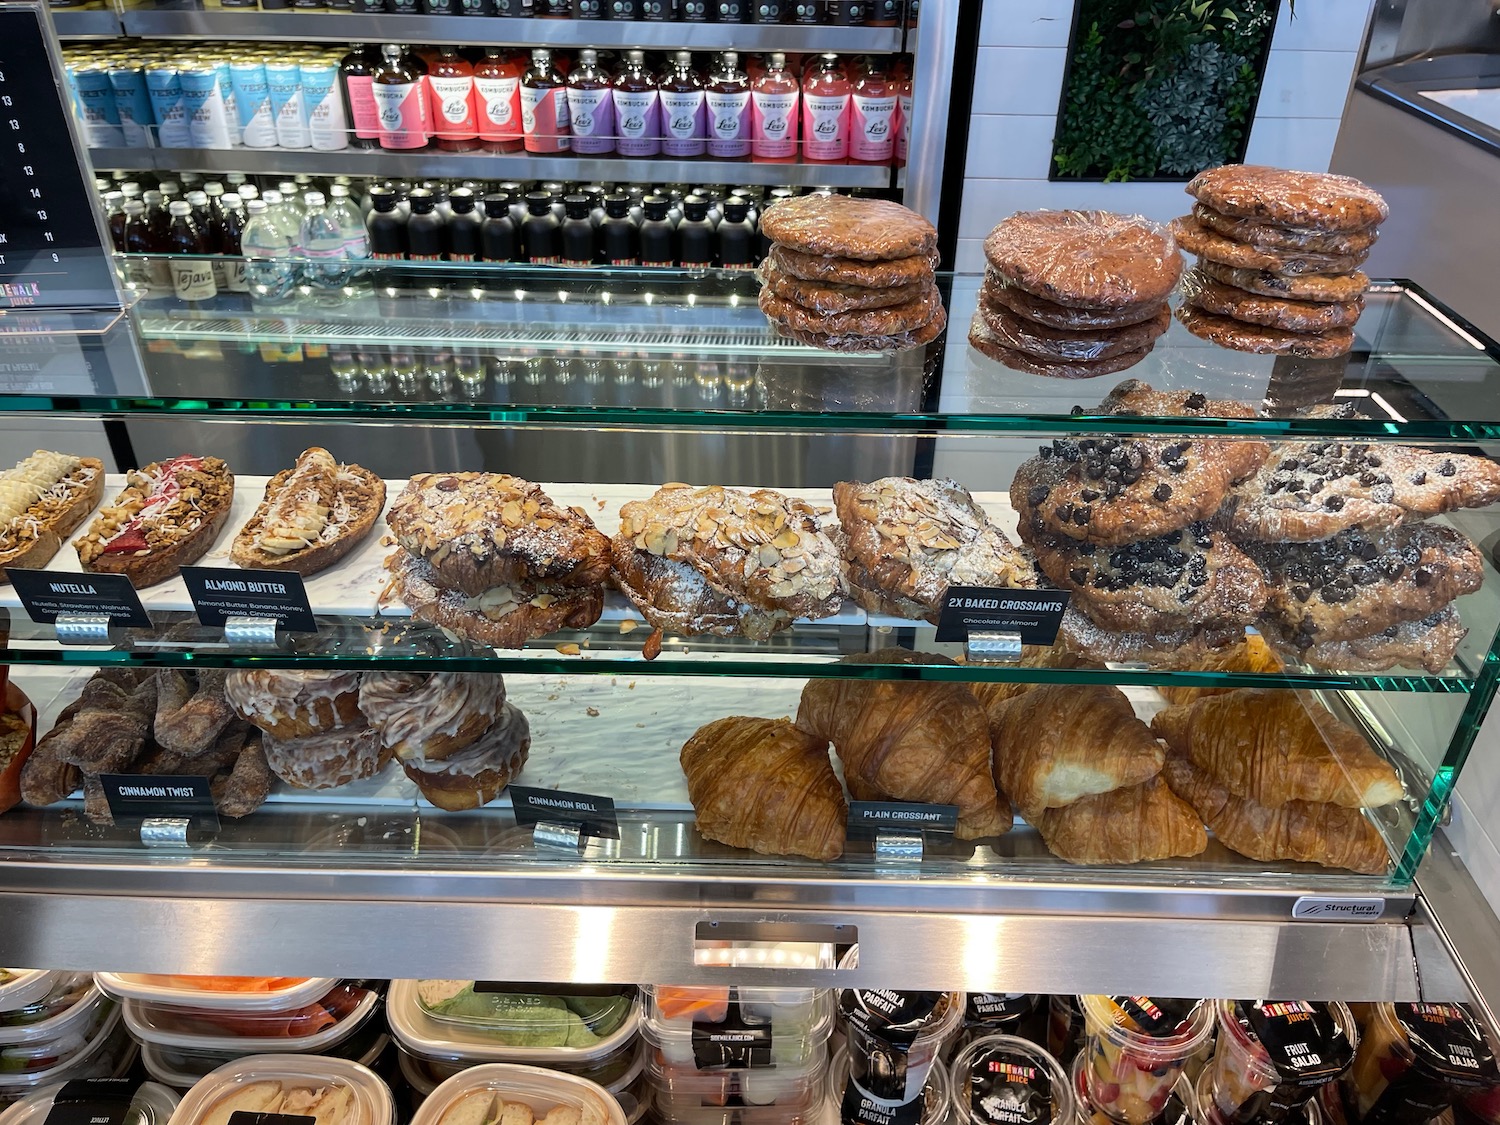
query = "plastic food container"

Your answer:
(1201, 1001), (1356, 1125)
(643, 986), (835, 1071)
(398, 1045), (649, 1125)
(1198, 1066), (1328, 1125)
(841, 988), (963, 1107)
(948, 1034), (1074, 1125)
(829, 1043), (951, 1125)
(124, 983), (380, 1052)
(389, 980), (638, 1067)
(1327, 1003), (1500, 1125)
(96, 976), (338, 1013)
(1048, 997), (1086, 1070)
(410, 1062), (626, 1125)
(646, 1041), (827, 1118)
(953, 996), (1048, 1055)
(0, 1002), (135, 1095)
(0, 993), (115, 1079)
(0, 974), (70, 1015)
(0, 1079), (179, 1125)
(0, 977), (102, 1044)
(167, 1054), (395, 1125)
(1071, 1054), (1199, 1125)
(1078, 997), (1215, 1125)
(141, 1030), (392, 1091)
